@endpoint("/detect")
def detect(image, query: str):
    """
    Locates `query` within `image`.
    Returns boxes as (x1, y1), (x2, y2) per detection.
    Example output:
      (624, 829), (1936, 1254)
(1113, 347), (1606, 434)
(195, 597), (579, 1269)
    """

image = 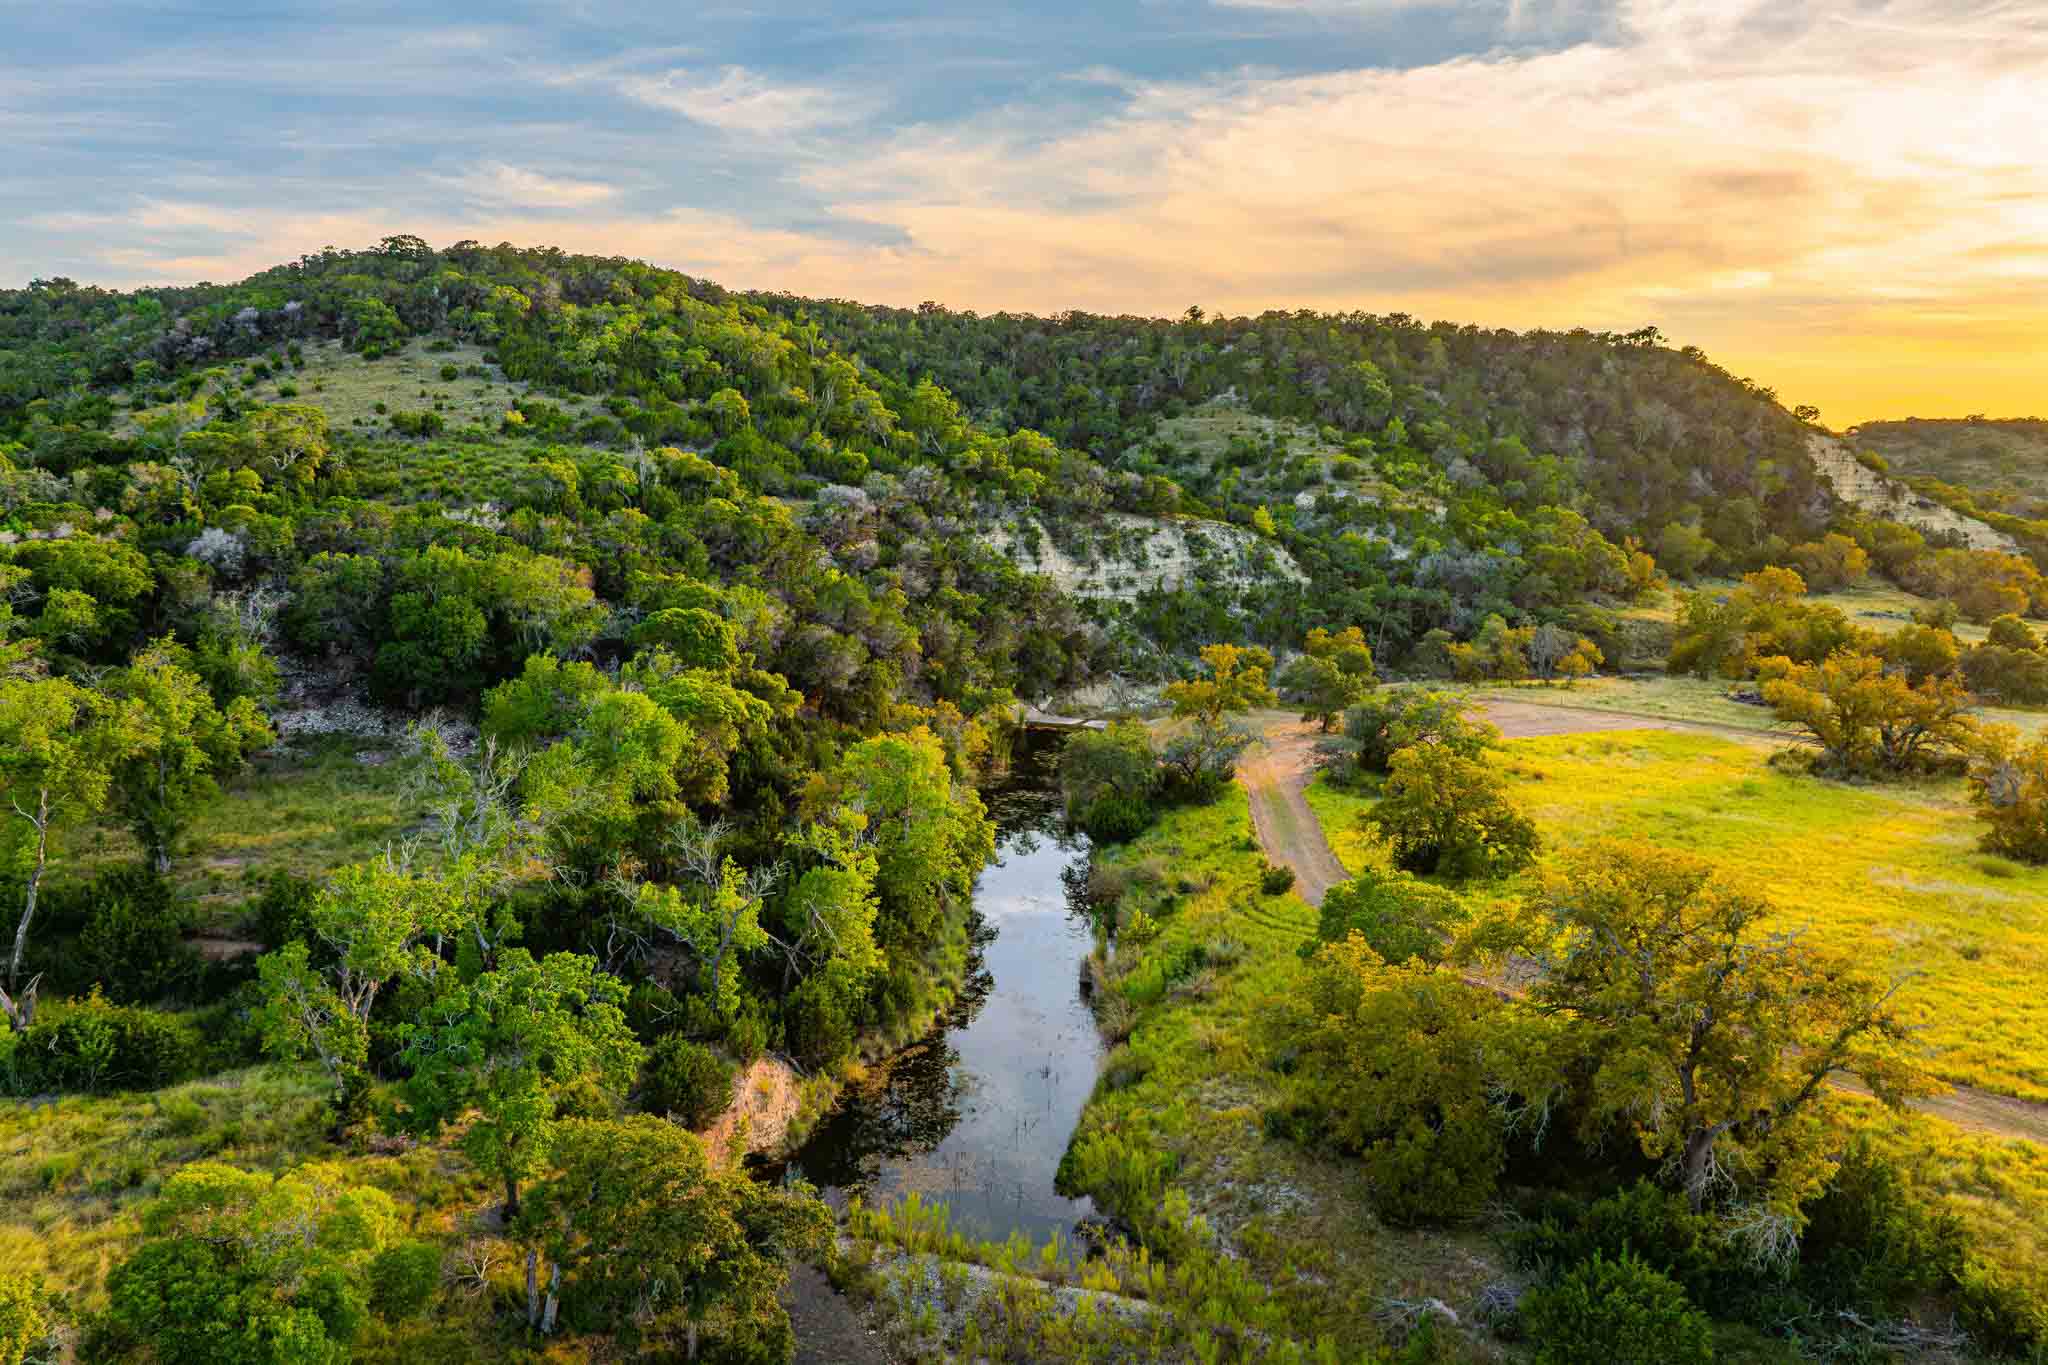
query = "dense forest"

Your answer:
(3, 238), (2046, 1363)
